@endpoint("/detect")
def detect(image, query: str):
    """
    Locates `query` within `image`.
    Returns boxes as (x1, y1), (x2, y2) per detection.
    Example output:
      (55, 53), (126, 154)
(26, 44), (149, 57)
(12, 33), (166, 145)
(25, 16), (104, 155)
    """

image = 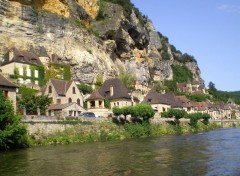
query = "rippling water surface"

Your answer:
(1, 128), (240, 176)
